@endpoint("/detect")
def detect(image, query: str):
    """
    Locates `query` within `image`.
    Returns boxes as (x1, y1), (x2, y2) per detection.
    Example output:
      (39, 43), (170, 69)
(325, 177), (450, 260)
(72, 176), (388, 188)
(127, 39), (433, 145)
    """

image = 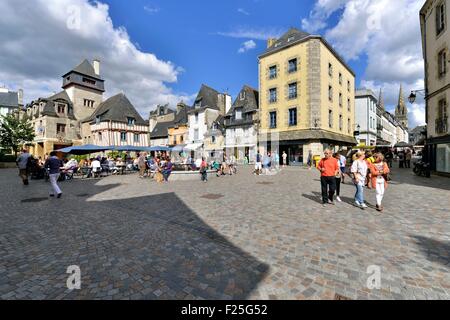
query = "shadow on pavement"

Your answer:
(411, 235), (450, 269)
(2, 179), (270, 300)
